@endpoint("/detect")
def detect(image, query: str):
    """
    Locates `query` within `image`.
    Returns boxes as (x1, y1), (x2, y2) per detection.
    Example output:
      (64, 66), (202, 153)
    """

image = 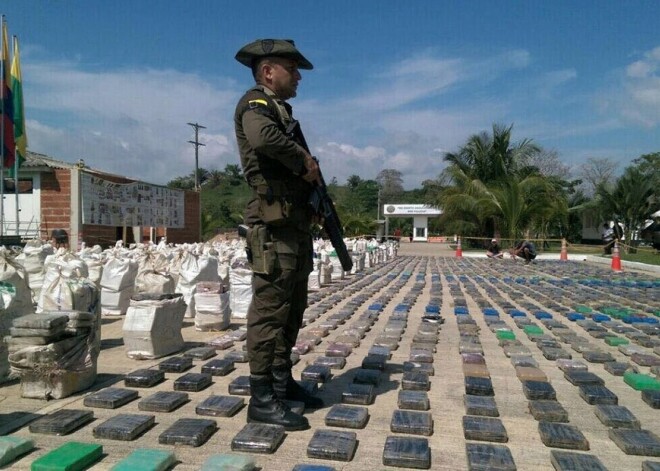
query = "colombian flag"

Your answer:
(10, 36), (25, 175)
(1, 18), (15, 169)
